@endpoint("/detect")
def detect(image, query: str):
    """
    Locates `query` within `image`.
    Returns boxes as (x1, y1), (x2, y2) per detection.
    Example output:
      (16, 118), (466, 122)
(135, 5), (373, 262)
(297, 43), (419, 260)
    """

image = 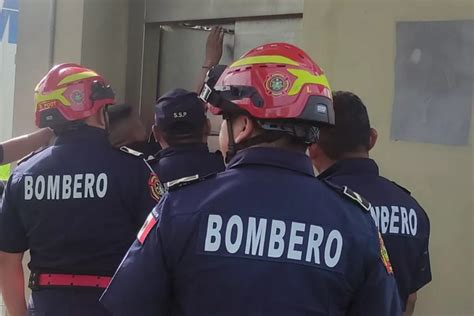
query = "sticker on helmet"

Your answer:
(317, 105), (327, 113)
(265, 73), (289, 96)
(71, 90), (84, 104)
(148, 173), (165, 202)
(37, 101), (56, 111)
